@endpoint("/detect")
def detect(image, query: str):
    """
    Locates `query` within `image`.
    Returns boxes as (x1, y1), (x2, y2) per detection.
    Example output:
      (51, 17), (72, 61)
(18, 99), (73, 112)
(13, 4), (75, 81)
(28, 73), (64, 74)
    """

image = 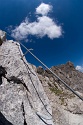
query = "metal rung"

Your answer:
(22, 48), (33, 57)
